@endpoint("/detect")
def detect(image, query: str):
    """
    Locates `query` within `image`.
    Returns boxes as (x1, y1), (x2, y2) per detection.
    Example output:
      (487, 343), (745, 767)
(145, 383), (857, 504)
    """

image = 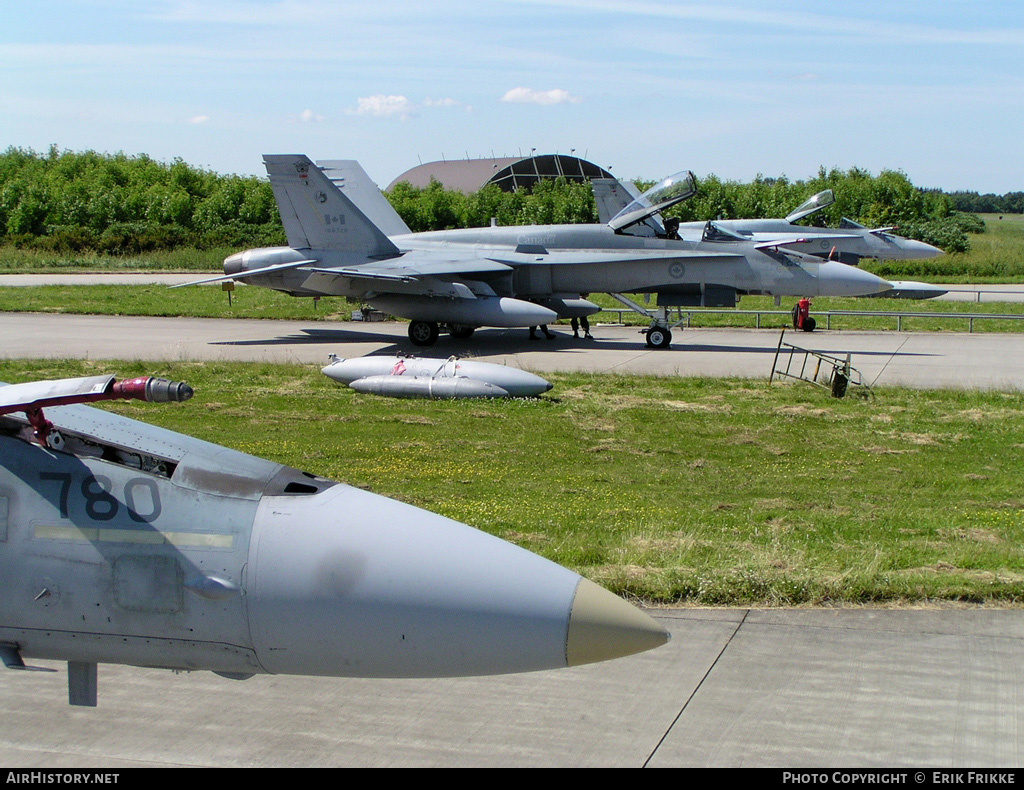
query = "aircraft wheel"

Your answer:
(409, 321), (440, 346)
(449, 324), (476, 340)
(646, 326), (672, 349)
(802, 317), (817, 332)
